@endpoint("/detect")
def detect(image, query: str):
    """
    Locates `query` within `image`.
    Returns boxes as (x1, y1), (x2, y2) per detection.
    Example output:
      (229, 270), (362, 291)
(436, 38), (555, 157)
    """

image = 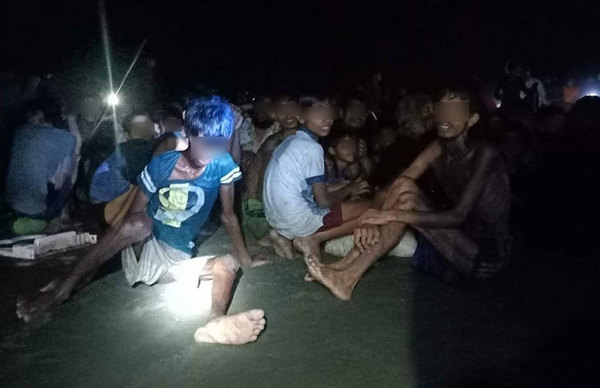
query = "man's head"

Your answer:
(395, 93), (434, 138)
(125, 114), (156, 140)
(183, 96), (233, 167)
(80, 94), (101, 122)
(273, 93), (300, 130)
(434, 88), (480, 139)
(253, 94), (275, 127)
(159, 104), (183, 133)
(340, 91), (369, 130)
(23, 97), (63, 127)
(327, 129), (358, 164)
(506, 60), (524, 78)
(372, 126), (397, 153)
(298, 93), (336, 137)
